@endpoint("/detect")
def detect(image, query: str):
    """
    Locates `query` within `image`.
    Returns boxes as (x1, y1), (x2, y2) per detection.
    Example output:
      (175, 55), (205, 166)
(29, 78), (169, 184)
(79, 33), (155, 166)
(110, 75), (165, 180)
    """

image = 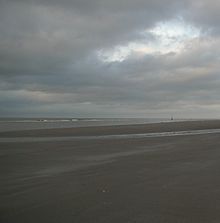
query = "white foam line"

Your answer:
(1, 128), (220, 143)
